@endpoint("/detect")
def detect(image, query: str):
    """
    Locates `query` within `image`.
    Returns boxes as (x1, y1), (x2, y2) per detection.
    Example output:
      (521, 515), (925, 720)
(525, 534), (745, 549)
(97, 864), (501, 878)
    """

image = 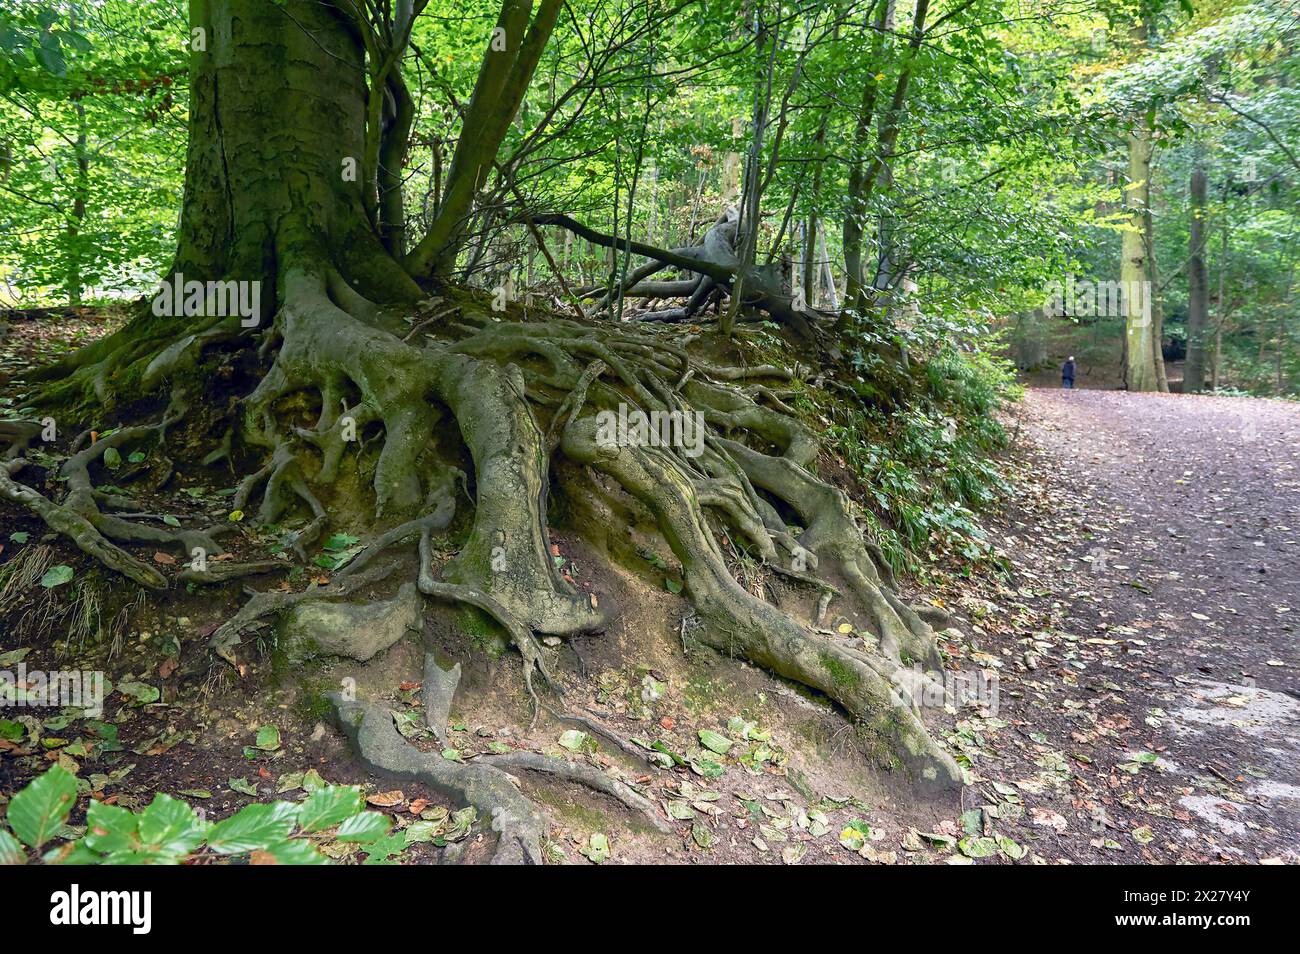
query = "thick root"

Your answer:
(329, 695), (548, 864)
(328, 688), (670, 865)
(561, 418), (963, 793)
